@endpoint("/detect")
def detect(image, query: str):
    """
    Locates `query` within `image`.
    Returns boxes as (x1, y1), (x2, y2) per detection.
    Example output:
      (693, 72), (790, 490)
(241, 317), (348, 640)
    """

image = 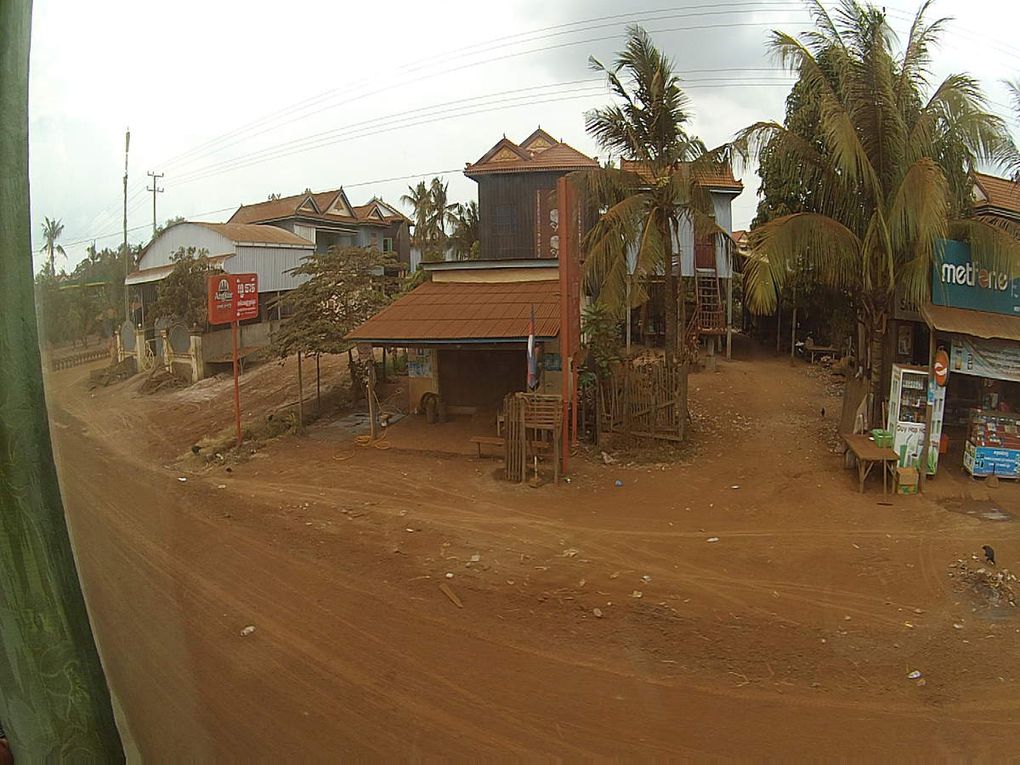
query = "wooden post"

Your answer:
(315, 353), (321, 415)
(919, 324), (936, 493)
(296, 350), (304, 431)
(776, 304), (782, 354)
(625, 274), (632, 357)
(231, 320), (242, 447)
(0, 1), (124, 755)
(726, 275), (733, 360)
(381, 347), (387, 382)
(790, 305), (797, 365)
